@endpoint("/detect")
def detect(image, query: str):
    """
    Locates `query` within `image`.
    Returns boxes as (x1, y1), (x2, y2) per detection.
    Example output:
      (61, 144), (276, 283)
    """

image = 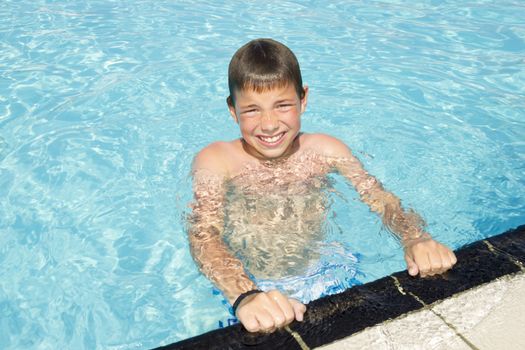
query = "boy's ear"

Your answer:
(226, 96), (239, 123)
(300, 85), (309, 114)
